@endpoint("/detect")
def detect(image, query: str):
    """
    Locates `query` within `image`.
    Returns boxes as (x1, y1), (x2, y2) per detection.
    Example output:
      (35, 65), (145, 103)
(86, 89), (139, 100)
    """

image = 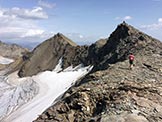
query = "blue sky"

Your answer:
(0, 0), (162, 45)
